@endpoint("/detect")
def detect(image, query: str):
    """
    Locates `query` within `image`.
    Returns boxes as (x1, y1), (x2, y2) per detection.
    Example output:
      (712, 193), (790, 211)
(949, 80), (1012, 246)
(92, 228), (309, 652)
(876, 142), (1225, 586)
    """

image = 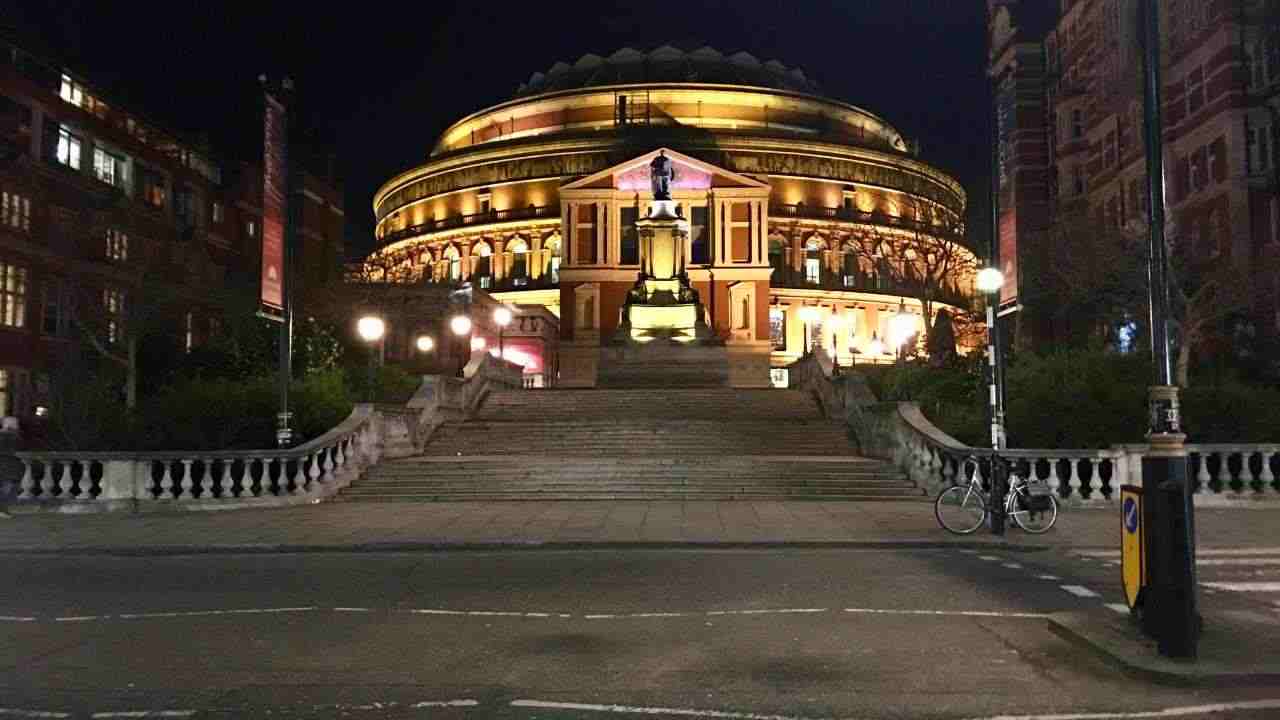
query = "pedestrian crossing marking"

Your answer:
(1202, 581), (1280, 592)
